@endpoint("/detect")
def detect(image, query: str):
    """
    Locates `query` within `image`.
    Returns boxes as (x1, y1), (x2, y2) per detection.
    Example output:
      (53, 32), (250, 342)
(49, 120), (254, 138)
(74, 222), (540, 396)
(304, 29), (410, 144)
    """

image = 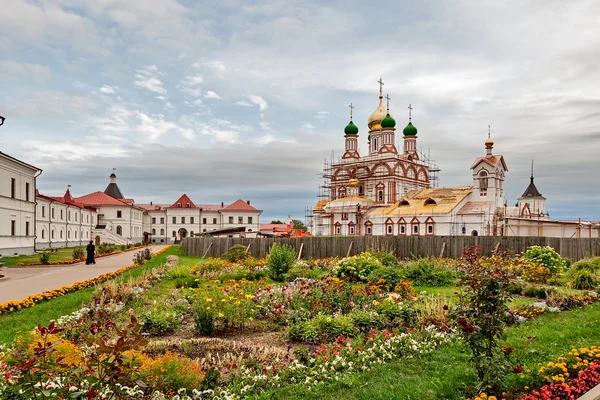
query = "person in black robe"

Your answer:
(86, 240), (96, 265)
